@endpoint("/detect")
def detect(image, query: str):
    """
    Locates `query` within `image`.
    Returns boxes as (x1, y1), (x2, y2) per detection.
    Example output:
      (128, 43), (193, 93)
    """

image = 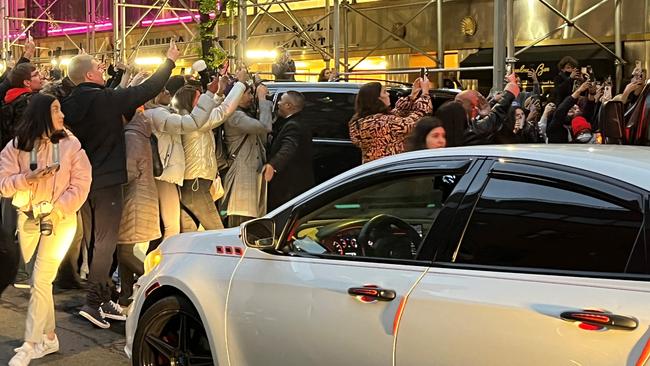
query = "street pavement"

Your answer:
(0, 286), (129, 365)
